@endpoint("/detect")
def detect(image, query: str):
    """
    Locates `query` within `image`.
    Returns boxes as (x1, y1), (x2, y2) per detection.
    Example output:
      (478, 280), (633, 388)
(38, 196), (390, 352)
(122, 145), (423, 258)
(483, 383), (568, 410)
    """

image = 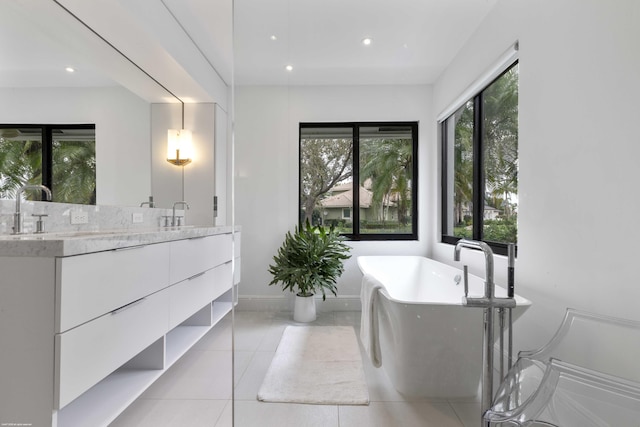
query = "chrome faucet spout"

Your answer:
(172, 201), (190, 226)
(140, 196), (155, 208)
(454, 239), (494, 299)
(13, 184), (52, 234)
